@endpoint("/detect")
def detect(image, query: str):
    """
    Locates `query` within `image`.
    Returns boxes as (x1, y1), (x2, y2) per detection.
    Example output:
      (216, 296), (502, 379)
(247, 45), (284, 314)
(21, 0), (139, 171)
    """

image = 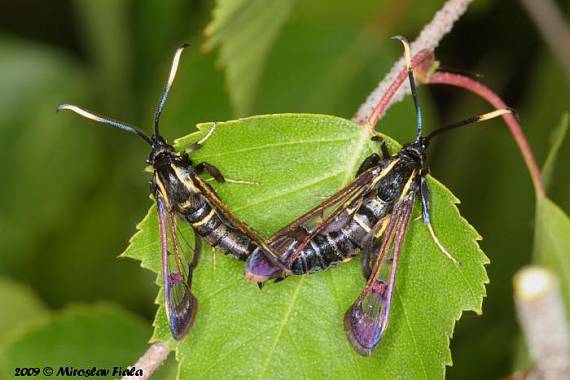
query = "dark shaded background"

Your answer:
(1, 0), (569, 378)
